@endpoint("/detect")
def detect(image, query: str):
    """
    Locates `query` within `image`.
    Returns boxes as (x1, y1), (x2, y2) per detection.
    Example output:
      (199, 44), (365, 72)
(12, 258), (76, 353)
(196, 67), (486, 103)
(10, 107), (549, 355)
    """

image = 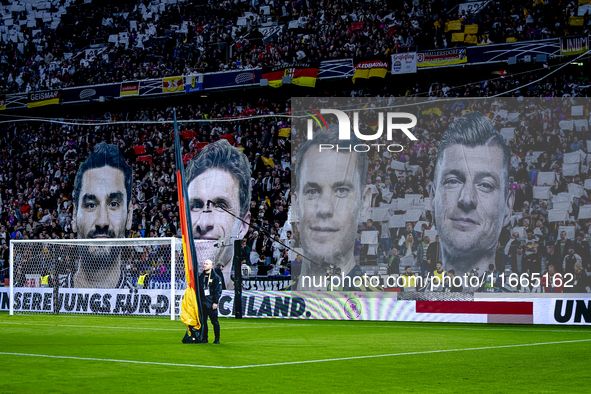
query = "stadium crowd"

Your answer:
(0, 0), (590, 291)
(289, 90), (591, 293)
(0, 61), (590, 292)
(0, 96), (294, 283)
(2, 0), (590, 94)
